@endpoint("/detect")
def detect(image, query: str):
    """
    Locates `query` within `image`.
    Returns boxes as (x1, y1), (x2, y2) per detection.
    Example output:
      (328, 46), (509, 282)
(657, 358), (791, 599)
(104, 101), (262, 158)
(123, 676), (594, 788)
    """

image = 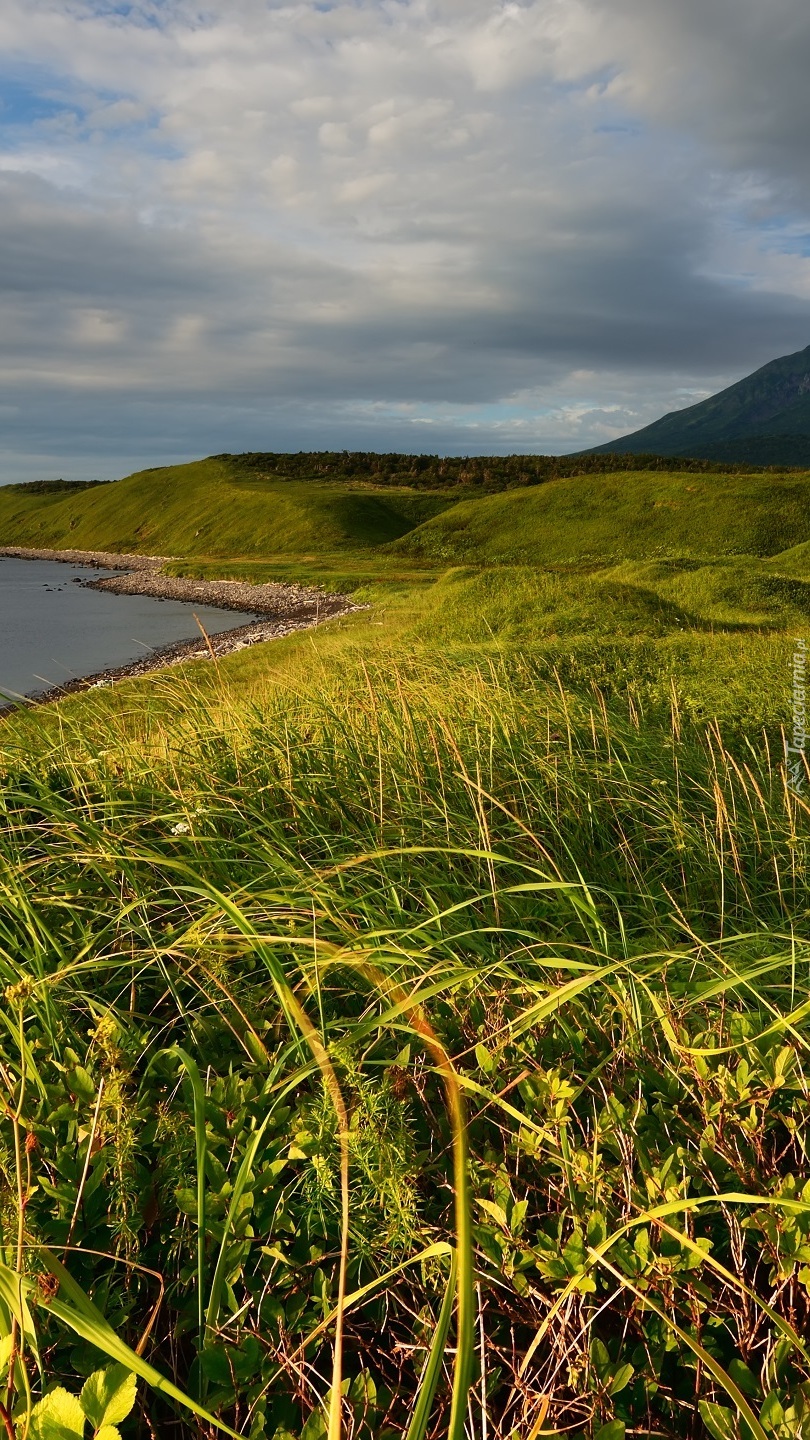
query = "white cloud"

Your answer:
(0, 0), (808, 477)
